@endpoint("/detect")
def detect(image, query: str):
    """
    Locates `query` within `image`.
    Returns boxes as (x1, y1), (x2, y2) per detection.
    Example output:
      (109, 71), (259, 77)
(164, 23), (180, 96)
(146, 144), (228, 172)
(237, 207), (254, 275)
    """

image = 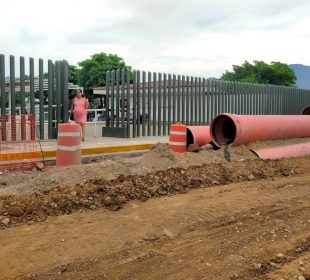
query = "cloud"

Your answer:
(1, 0), (310, 77)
